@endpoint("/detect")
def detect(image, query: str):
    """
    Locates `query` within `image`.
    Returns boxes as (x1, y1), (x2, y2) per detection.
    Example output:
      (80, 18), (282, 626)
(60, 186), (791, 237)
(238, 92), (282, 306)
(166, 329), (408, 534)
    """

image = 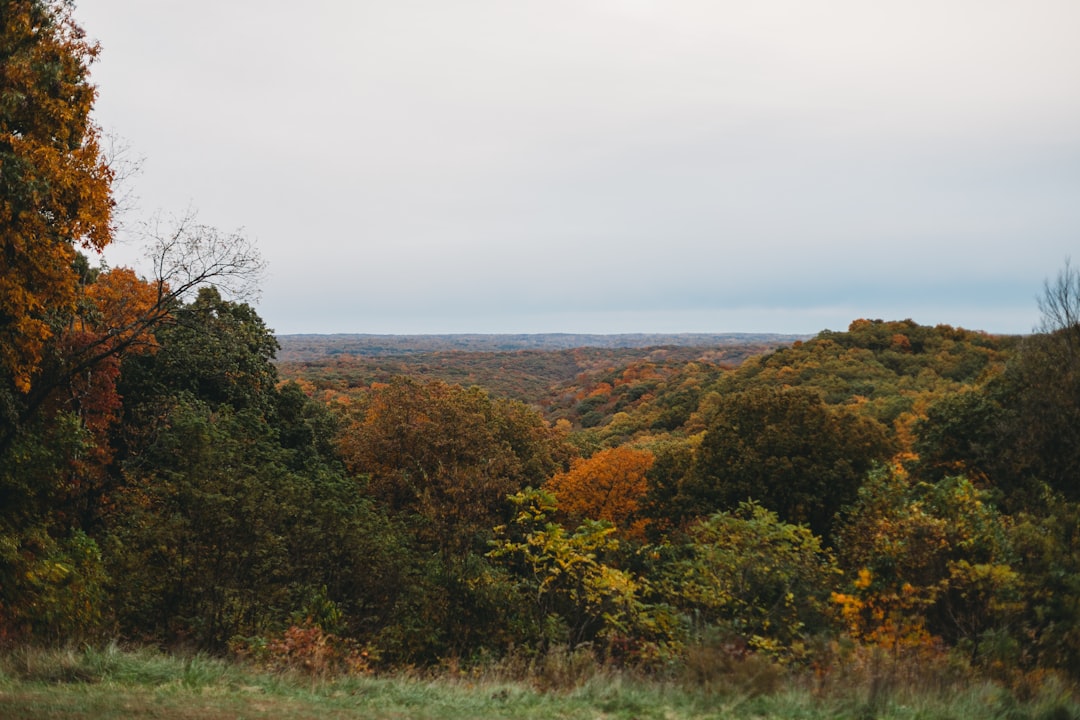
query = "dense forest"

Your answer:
(3, 0), (1080, 700)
